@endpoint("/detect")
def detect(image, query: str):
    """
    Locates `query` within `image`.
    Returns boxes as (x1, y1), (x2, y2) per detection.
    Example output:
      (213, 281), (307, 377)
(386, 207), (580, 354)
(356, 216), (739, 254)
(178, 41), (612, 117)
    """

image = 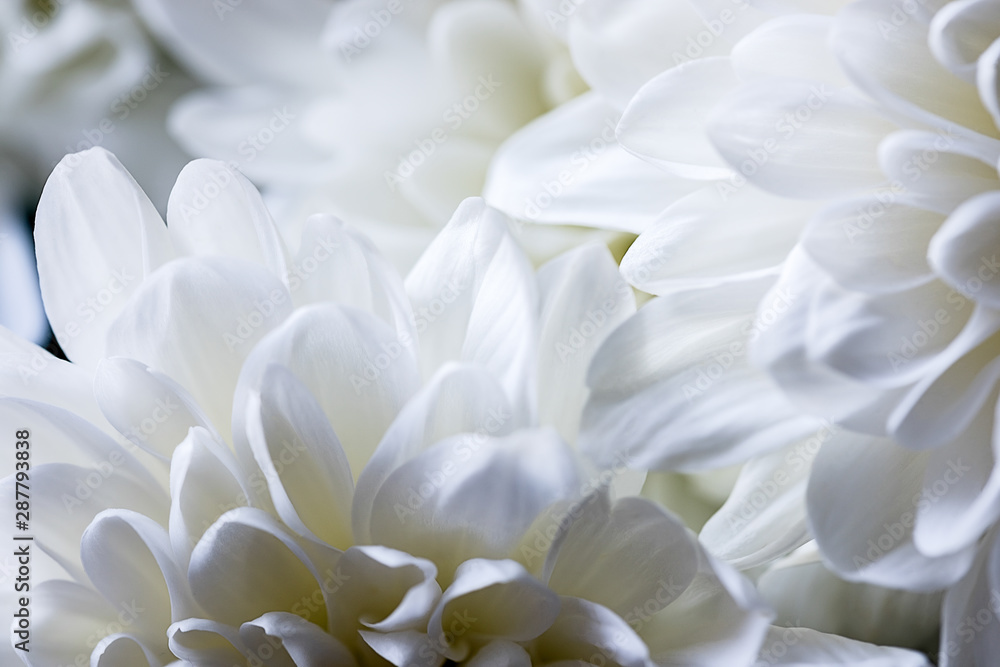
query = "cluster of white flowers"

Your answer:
(1, 0), (998, 665)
